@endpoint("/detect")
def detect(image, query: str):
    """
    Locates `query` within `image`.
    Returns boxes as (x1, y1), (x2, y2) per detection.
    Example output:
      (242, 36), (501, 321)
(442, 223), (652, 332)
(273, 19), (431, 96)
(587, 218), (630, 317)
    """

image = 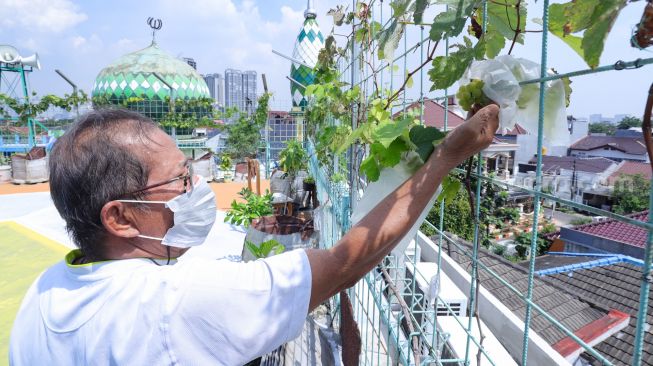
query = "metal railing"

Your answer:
(303, 1), (653, 365)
